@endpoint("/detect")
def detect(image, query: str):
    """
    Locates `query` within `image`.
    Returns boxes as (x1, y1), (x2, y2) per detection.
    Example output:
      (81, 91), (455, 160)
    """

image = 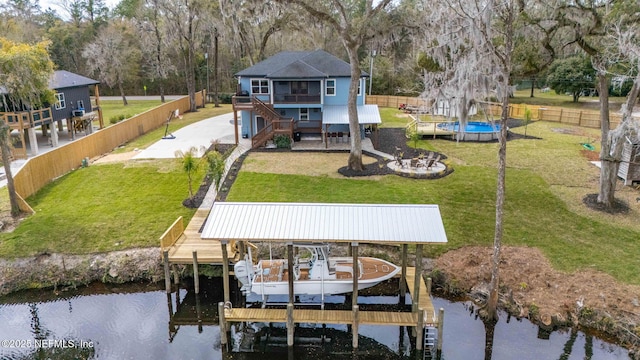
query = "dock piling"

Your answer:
(218, 302), (227, 346)
(192, 250), (200, 294)
(163, 250), (171, 293)
(352, 304), (360, 348)
(416, 308), (424, 350)
(437, 308), (444, 353)
(287, 303), (294, 347)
